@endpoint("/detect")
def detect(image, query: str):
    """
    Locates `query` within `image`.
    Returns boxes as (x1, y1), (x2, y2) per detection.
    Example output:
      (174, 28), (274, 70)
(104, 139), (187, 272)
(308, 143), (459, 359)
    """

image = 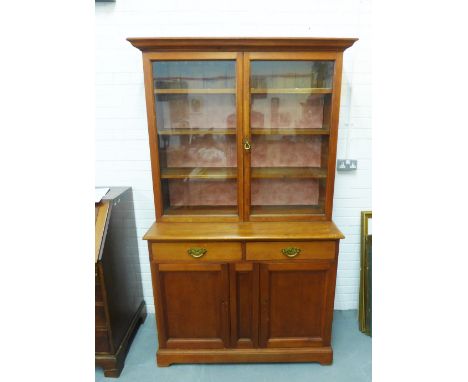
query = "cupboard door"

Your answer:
(243, 52), (342, 221)
(229, 263), (259, 348)
(259, 261), (336, 348)
(153, 263), (230, 349)
(144, 53), (244, 221)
